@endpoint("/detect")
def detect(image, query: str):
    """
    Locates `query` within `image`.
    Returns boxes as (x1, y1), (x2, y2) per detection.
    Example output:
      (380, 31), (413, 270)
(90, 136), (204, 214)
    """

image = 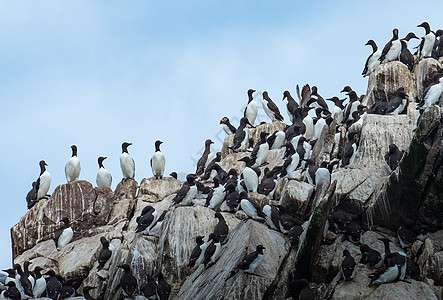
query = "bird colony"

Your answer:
(5, 22), (443, 300)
